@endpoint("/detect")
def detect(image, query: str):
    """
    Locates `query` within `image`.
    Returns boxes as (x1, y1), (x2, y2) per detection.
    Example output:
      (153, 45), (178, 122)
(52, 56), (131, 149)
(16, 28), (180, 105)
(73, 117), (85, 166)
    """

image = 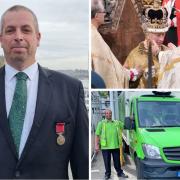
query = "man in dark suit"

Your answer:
(0, 5), (88, 179)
